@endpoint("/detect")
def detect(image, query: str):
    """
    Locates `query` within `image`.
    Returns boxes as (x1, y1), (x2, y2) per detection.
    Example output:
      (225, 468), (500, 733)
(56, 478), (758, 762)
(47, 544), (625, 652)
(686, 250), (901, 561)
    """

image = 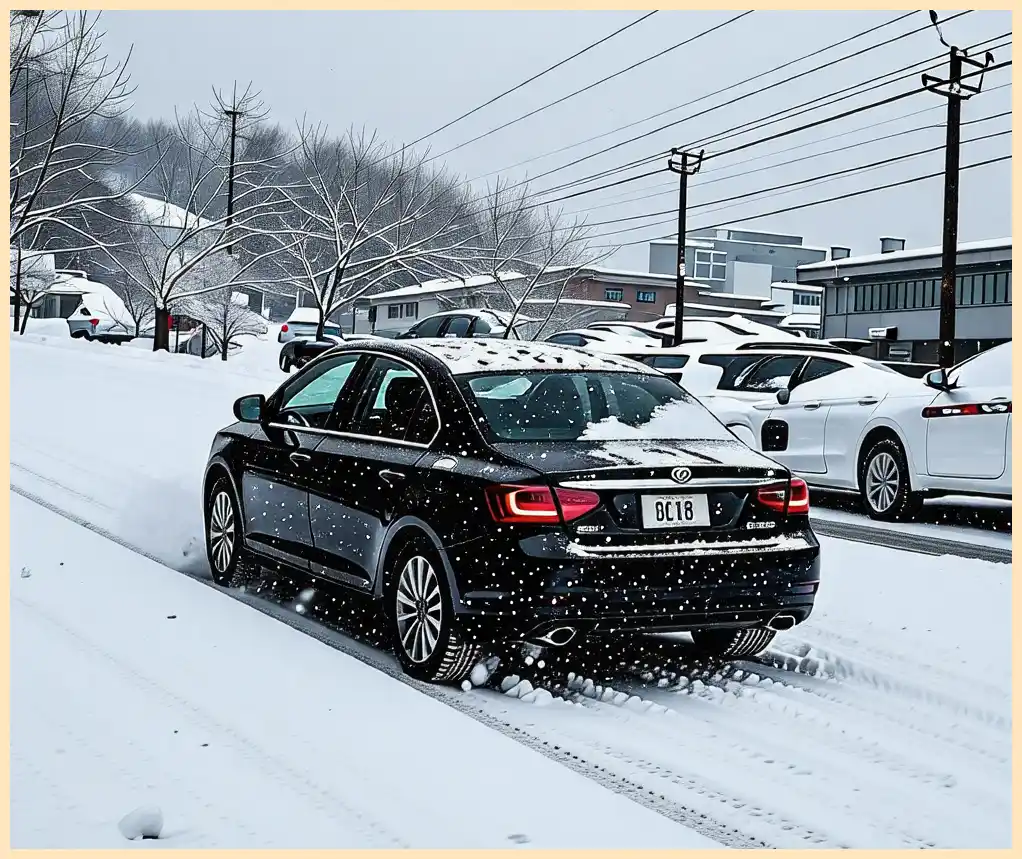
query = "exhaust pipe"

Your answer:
(535, 626), (577, 647)
(767, 614), (796, 632)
